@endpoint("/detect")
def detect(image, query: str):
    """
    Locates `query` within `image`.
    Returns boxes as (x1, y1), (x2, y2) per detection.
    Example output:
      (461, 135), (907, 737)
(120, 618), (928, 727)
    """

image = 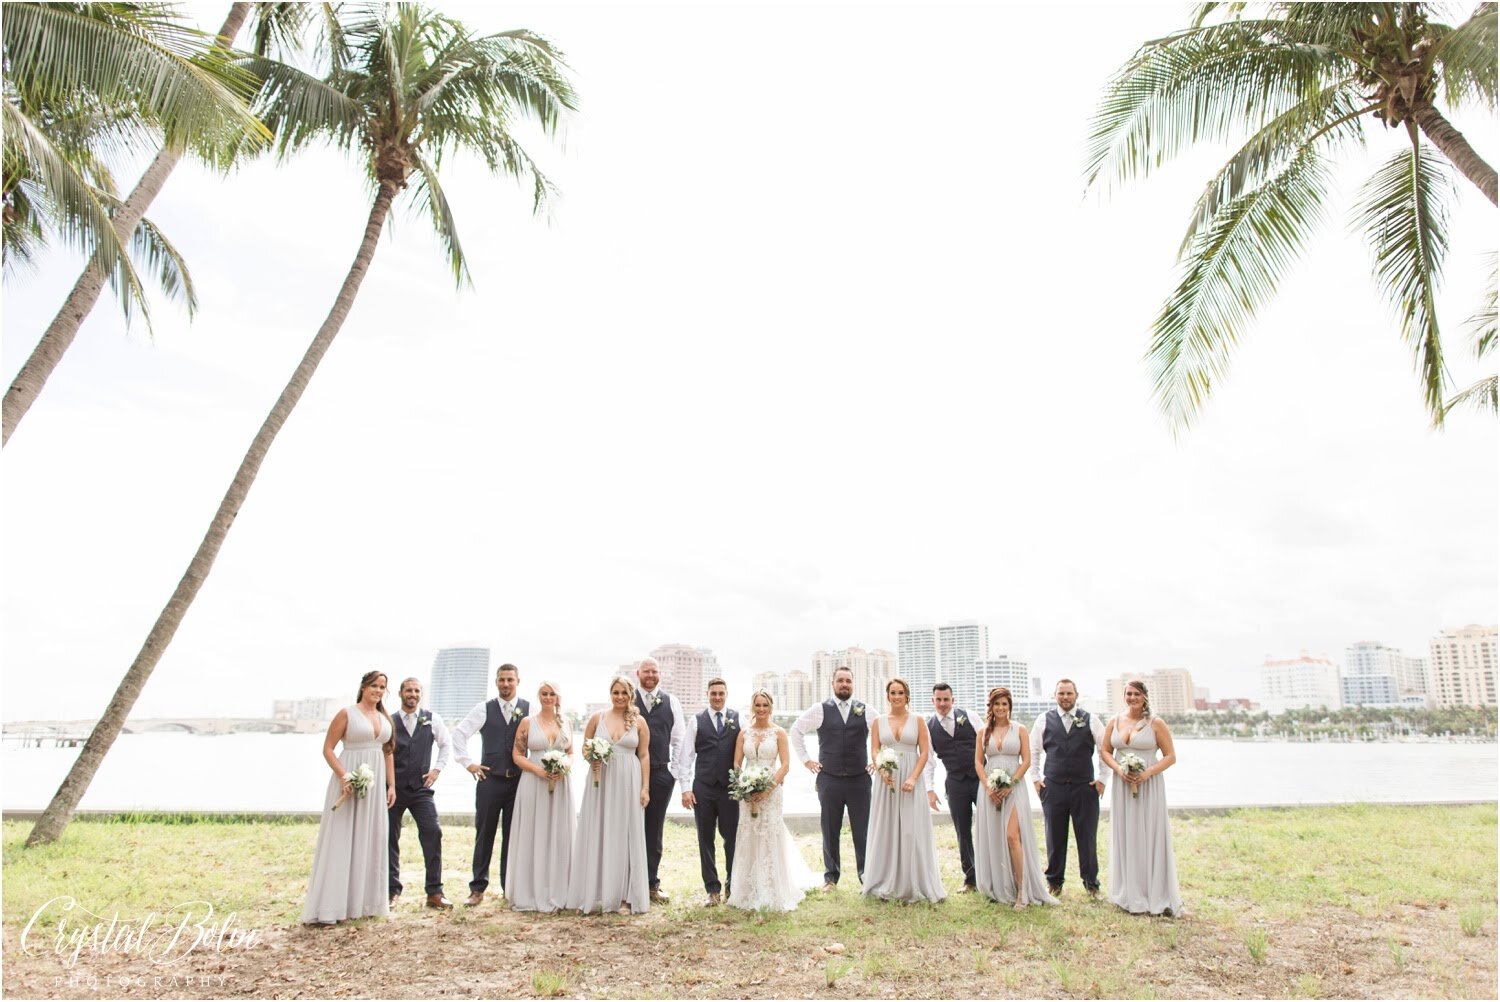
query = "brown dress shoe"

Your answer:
(822, 881), (837, 892)
(649, 886), (670, 903)
(464, 891), (484, 907)
(426, 894), (454, 910)
(389, 893), (400, 909)
(705, 891), (721, 907)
